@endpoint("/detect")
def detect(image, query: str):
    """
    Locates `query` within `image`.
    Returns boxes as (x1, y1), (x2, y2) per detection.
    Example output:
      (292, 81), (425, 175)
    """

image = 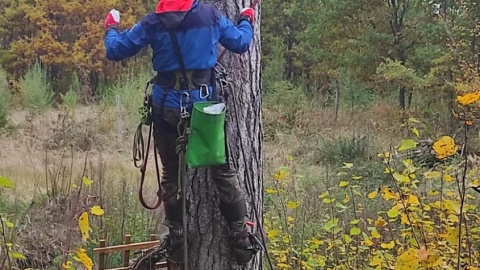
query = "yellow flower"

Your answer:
(457, 91), (480, 106)
(432, 136), (458, 159)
